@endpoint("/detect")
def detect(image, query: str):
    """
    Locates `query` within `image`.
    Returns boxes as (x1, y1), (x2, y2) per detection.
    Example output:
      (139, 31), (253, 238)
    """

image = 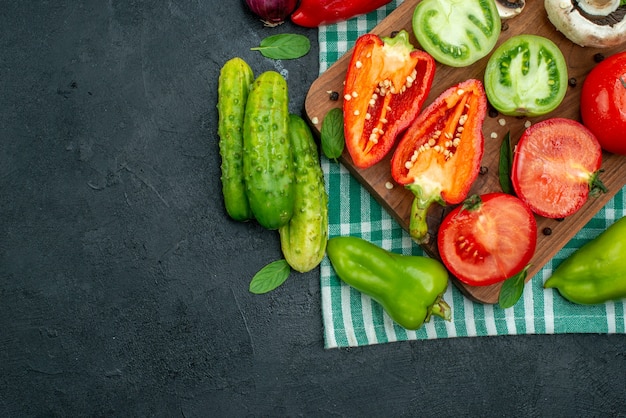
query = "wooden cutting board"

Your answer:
(304, 0), (626, 304)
